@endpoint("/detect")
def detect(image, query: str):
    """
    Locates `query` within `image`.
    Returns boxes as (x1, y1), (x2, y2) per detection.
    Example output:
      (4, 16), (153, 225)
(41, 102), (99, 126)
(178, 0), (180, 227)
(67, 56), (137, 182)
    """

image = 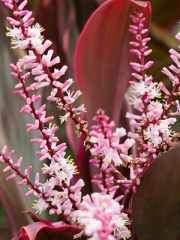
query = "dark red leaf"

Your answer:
(14, 222), (87, 240)
(132, 147), (180, 240)
(75, 0), (151, 128)
(23, 211), (55, 226)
